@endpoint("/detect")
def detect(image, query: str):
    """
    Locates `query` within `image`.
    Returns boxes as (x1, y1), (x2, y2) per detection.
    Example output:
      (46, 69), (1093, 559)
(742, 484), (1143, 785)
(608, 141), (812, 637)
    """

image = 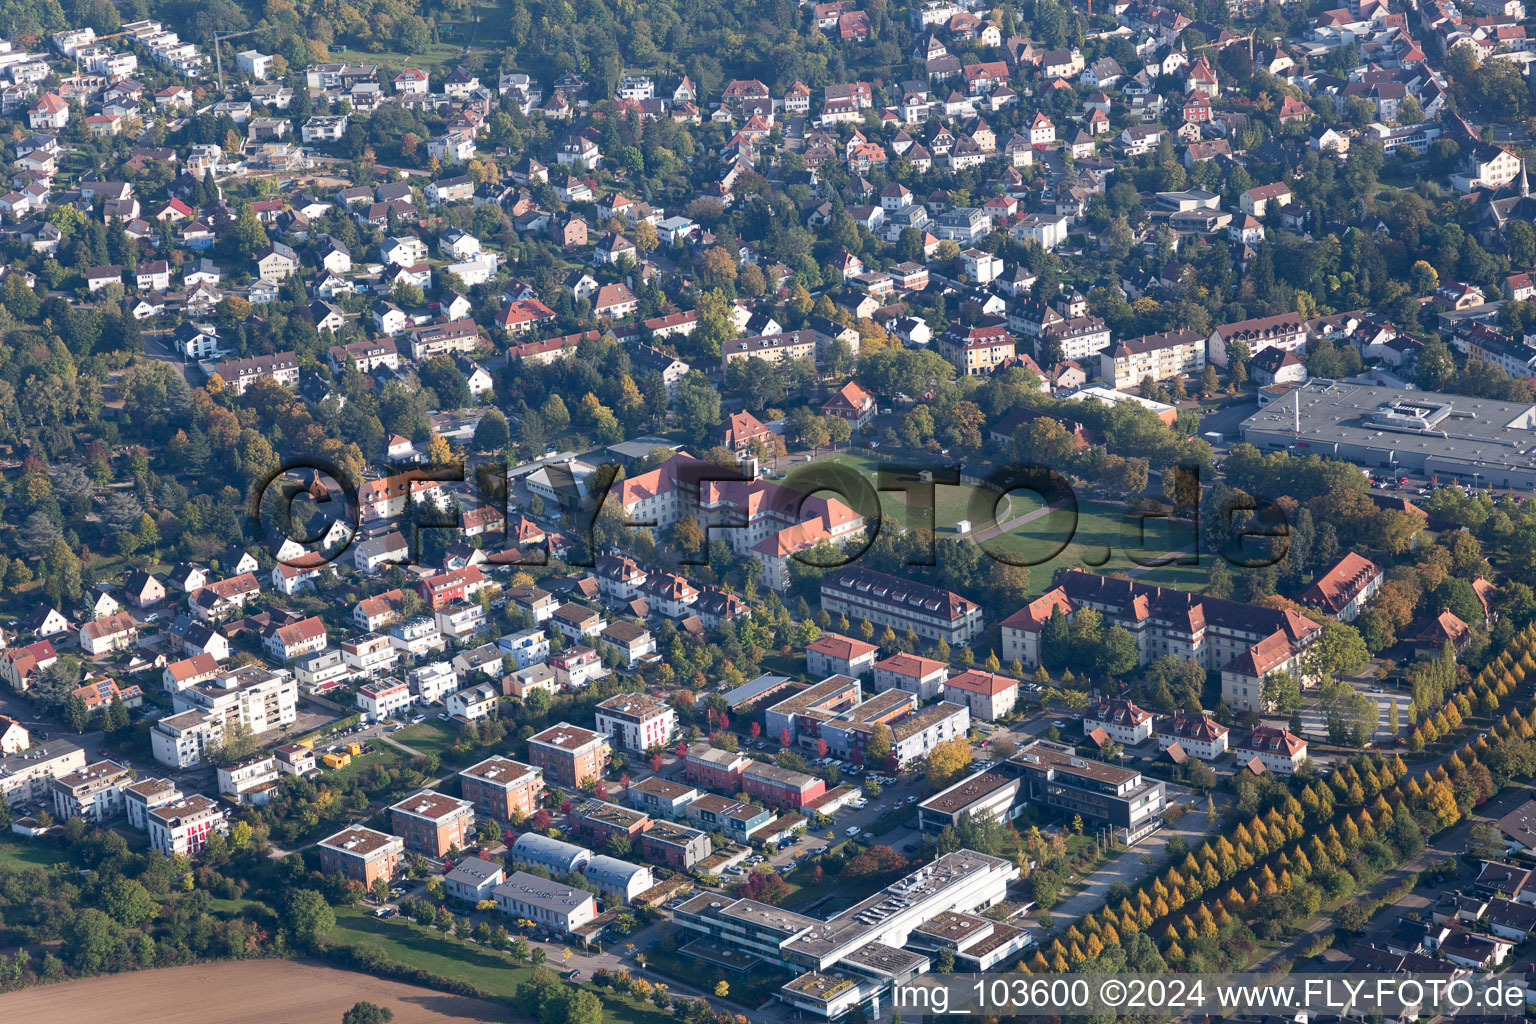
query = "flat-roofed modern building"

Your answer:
(920, 741), (1164, 845)
(673, 850), (1016, 1019)
(492, 870), (598, 935)
(593, 692), (676, 752)
(1240, 380), (1536, 489)
(763, 675), (863, 748)
(640, 819), (713, 868)
(628, 776), (698, 819)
